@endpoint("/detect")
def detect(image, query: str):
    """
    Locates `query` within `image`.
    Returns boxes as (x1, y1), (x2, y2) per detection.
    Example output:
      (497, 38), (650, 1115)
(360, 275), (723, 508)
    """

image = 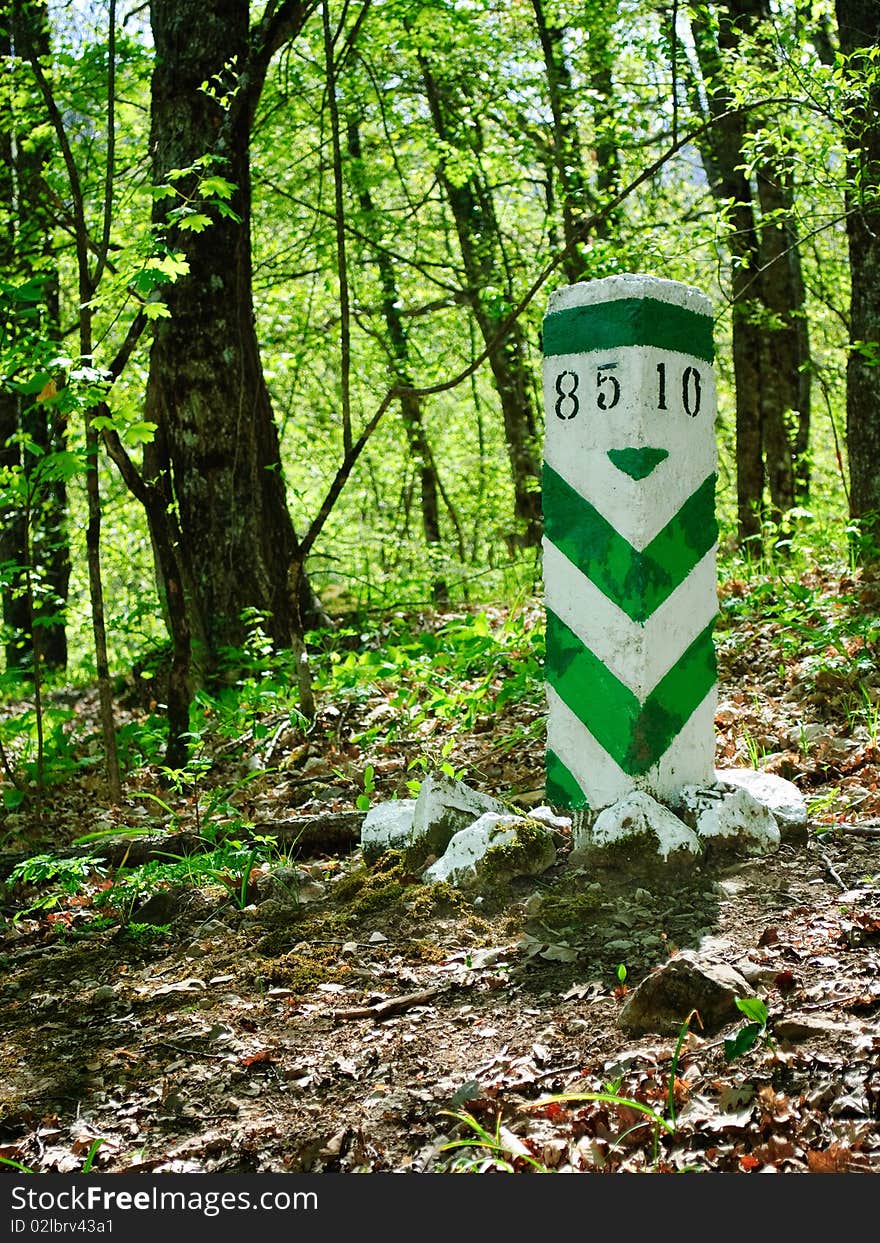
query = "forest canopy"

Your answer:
(1, 0), (879, 783)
